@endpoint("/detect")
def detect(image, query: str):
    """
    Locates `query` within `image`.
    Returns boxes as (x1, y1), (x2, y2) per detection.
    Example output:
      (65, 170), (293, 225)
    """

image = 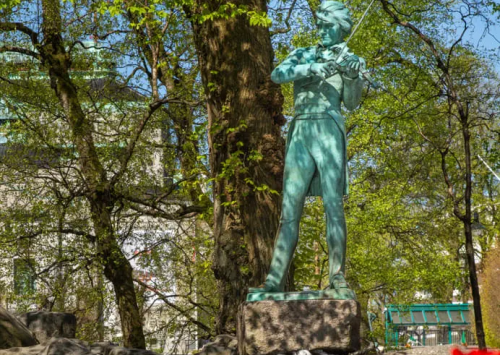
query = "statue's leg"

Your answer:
(250, 120), (316, 293)
(309, 119), (348, 289)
